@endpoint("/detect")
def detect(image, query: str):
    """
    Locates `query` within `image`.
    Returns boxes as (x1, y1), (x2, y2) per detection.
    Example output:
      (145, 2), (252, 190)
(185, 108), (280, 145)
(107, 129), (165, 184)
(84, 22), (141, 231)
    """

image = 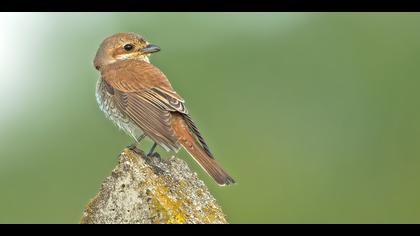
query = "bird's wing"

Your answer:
(100, 60), (212, 156)
(145, 87), (214, 158)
